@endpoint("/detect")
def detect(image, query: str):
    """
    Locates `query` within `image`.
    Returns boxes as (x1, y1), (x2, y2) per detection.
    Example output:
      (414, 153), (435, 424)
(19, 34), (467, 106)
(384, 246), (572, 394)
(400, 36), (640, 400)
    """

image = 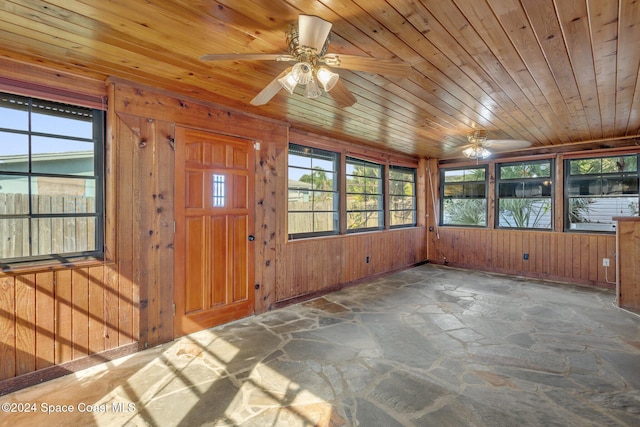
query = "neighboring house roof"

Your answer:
(288, 179), (312, 190)
(0, 150), (93, 164)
